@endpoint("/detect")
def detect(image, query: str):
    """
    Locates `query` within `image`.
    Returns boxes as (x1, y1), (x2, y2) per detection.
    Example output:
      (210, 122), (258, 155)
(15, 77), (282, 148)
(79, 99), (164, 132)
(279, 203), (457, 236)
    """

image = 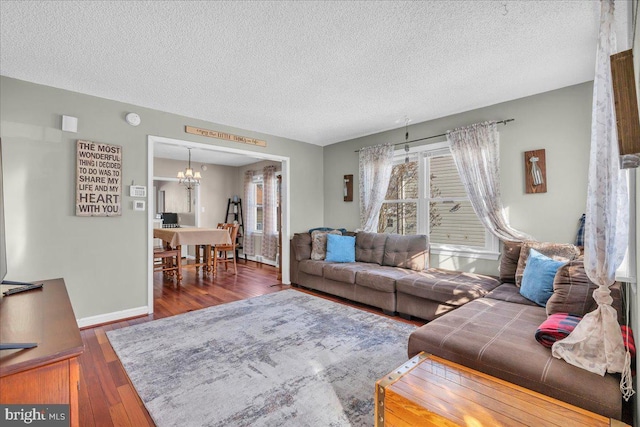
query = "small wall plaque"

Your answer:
(524, 149), (547, 194)
(610, 49), (640, 159)
(344, 174), (353, 202)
